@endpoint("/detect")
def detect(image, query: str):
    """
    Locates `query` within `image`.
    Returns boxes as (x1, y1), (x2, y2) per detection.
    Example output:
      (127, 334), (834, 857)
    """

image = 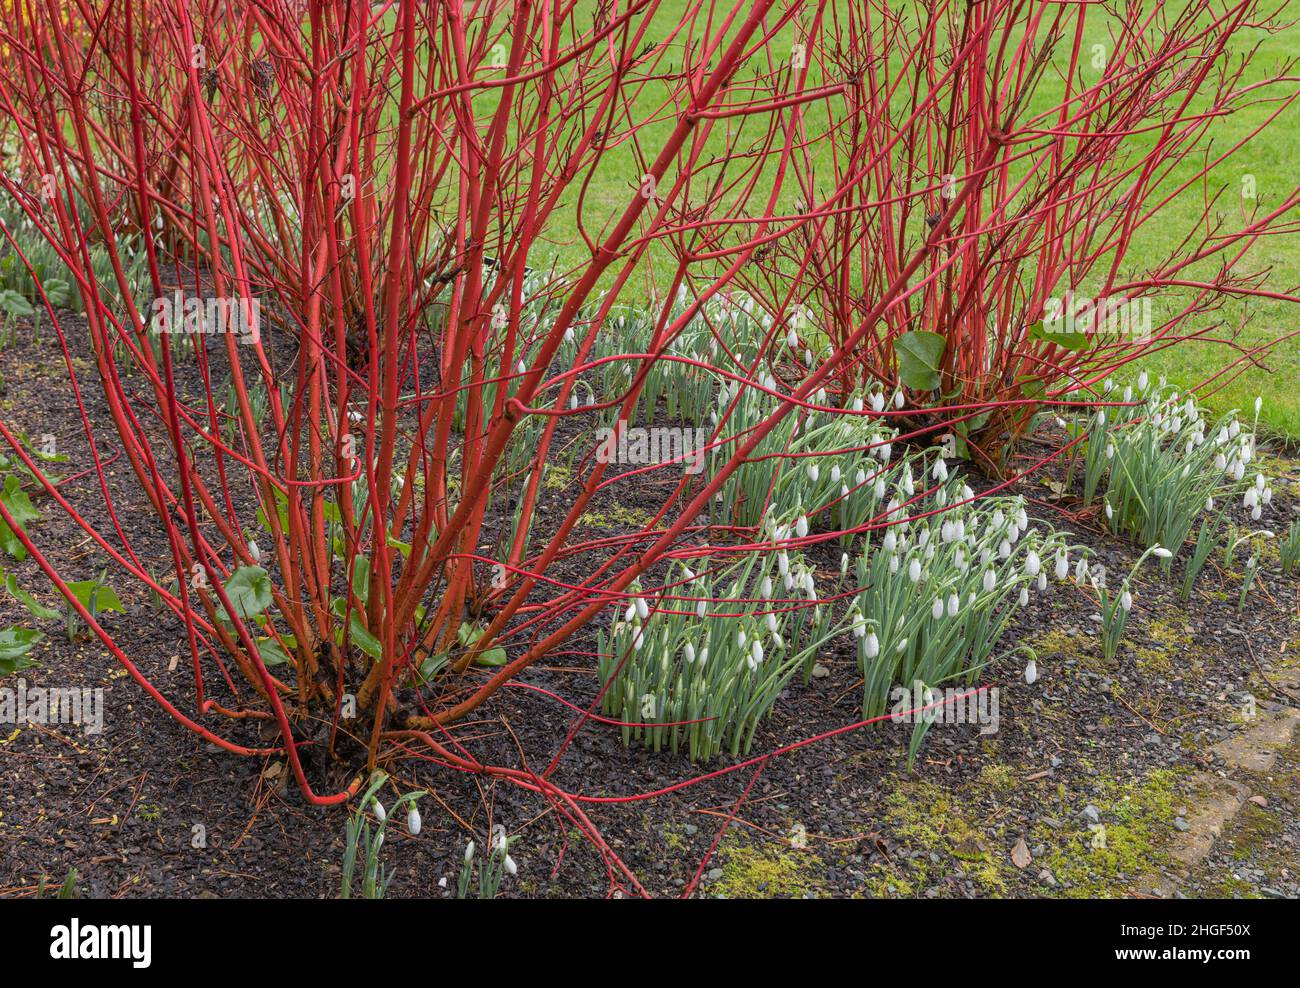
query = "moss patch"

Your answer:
(1035, 769), (1179, 898)
(712, 838), (824, 899)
